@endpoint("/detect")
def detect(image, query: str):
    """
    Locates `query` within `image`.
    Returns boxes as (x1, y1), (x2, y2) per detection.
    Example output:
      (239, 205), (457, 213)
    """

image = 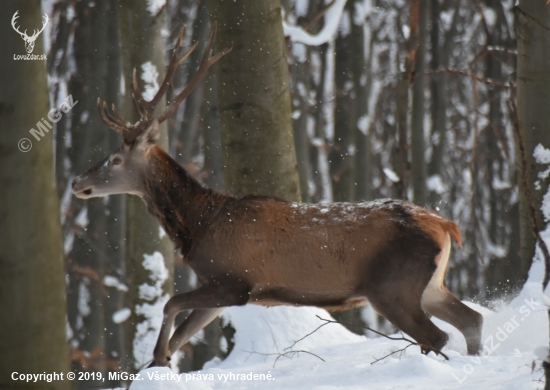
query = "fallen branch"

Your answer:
(244, 314), (449, 368)
(314, 316), (449, 363)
